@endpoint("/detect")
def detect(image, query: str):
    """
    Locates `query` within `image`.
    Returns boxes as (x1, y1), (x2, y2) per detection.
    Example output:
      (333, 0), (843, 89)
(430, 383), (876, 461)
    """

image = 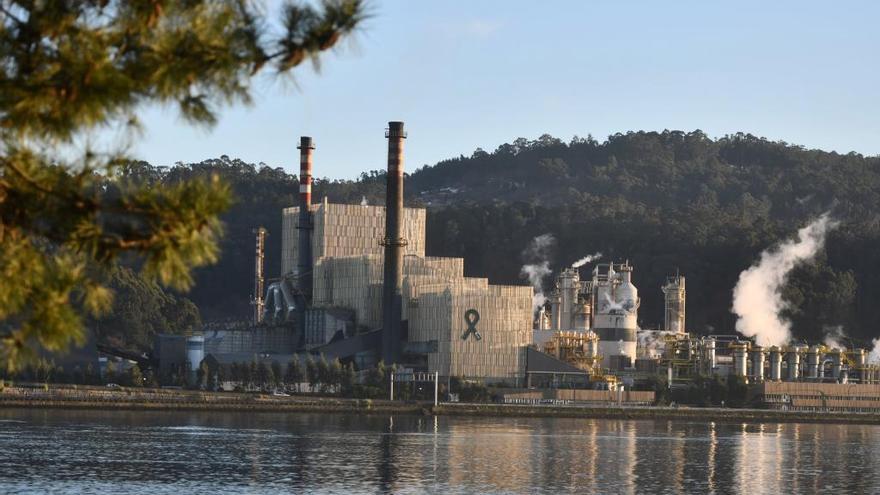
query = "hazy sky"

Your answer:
(130, 0), (879, 179)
